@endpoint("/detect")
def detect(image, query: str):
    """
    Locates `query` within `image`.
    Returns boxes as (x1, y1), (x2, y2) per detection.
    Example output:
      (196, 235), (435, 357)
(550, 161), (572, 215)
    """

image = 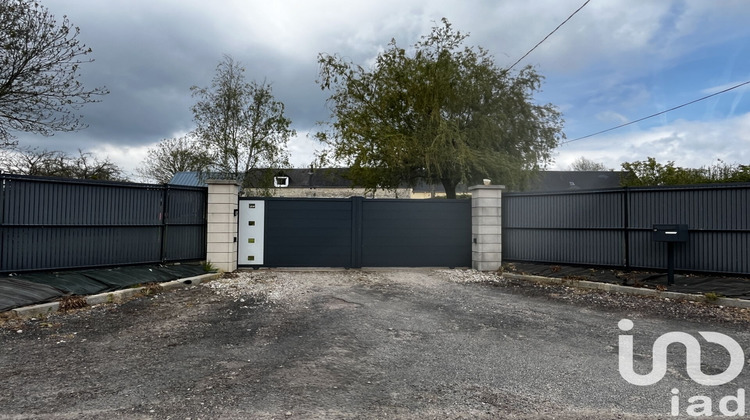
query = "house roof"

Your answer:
(169, 168), (355, 188)
(523, 171), (623, 192)
(169, 171), (205, 187)
(171, 169), (621, 192)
